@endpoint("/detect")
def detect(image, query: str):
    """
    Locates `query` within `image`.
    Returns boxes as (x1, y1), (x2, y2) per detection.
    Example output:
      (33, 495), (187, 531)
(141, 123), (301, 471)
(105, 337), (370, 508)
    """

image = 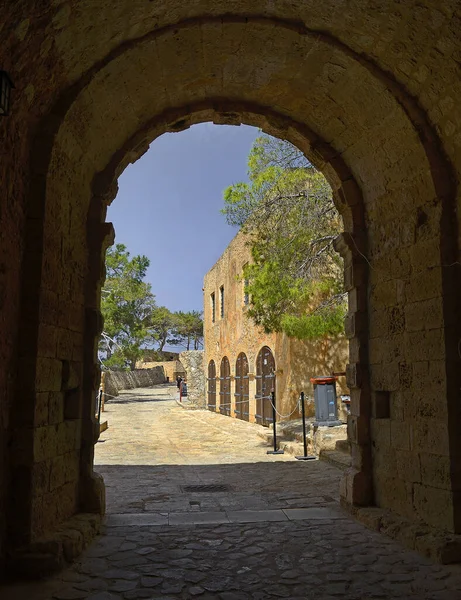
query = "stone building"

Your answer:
(1, 0), (461, 579)
(203, 232), (349, 424)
